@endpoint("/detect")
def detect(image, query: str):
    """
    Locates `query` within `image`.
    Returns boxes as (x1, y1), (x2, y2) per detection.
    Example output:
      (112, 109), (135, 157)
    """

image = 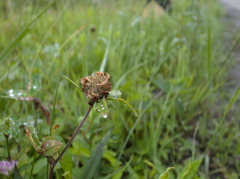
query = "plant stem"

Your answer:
(29, 152), (37, 179)
(5, 135), (11, 160)
(48, 105), (93, 179)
